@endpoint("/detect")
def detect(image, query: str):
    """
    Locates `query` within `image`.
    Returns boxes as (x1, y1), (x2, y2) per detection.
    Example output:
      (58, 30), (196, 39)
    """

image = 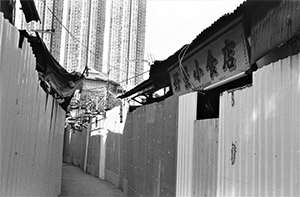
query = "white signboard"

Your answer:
(169, 19), (250, 95)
